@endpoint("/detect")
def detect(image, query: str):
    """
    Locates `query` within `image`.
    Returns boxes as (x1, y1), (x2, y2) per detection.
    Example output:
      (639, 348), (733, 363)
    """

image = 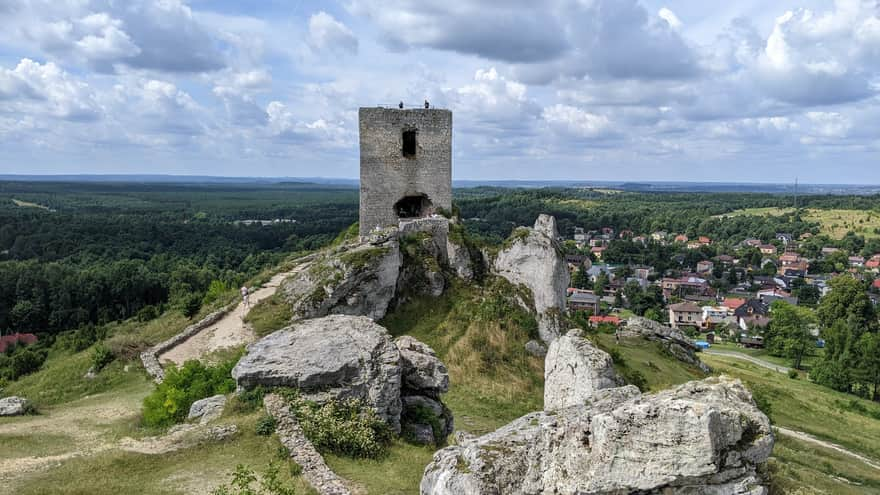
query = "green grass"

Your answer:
(244, 293), (293, 337)
(9, 412), (316, 495)
(3, 347), (152, 408)
(707, 340), (823, 371)
(592, 333), (708, 391)
(381, 280), (545, 434)
(769, 434), (880, 494)
(0, 433), (75, 459)
(325, 440), (436, 495)
(719, 207), (880, 239)
(704, 354), (880, 461)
